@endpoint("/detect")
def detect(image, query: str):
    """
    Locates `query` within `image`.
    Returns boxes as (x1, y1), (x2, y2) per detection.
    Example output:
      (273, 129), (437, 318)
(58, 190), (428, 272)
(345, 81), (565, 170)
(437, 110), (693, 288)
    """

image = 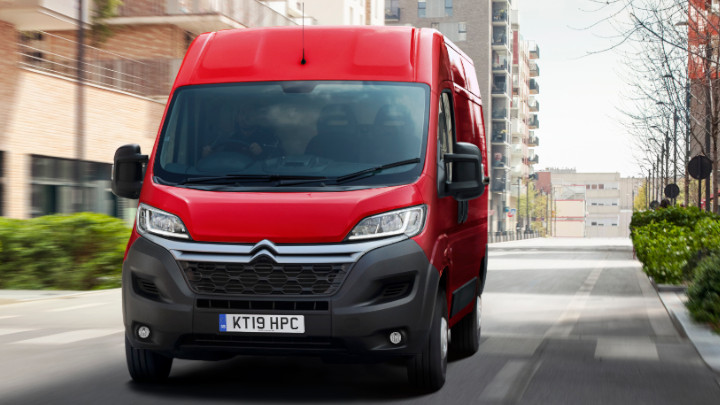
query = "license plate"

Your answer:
(219, 314), (305, 334)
